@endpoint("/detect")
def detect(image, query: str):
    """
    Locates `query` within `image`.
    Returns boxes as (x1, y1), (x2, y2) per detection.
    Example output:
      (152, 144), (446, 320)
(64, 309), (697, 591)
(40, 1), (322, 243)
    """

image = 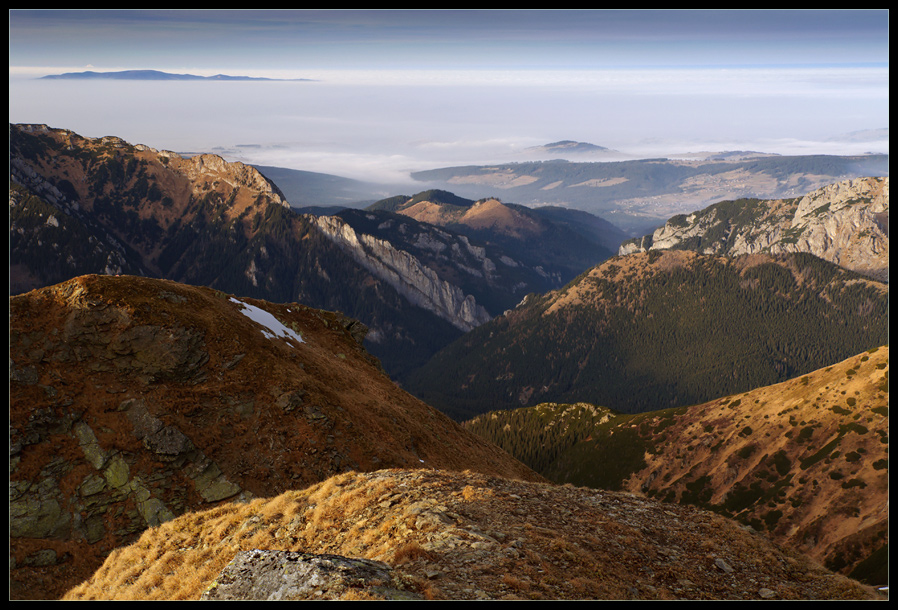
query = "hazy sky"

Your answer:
(9, 9), (890, 183)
